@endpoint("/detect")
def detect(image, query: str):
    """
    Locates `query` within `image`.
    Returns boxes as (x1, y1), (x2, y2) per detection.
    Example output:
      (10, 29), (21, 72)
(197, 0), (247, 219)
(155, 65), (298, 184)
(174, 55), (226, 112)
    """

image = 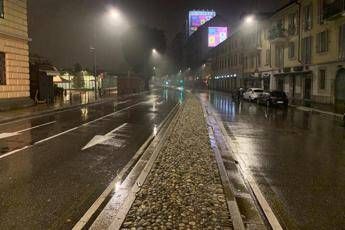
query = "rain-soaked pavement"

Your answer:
(0, 88), (183, 229)
(198, 90), (345, 230)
